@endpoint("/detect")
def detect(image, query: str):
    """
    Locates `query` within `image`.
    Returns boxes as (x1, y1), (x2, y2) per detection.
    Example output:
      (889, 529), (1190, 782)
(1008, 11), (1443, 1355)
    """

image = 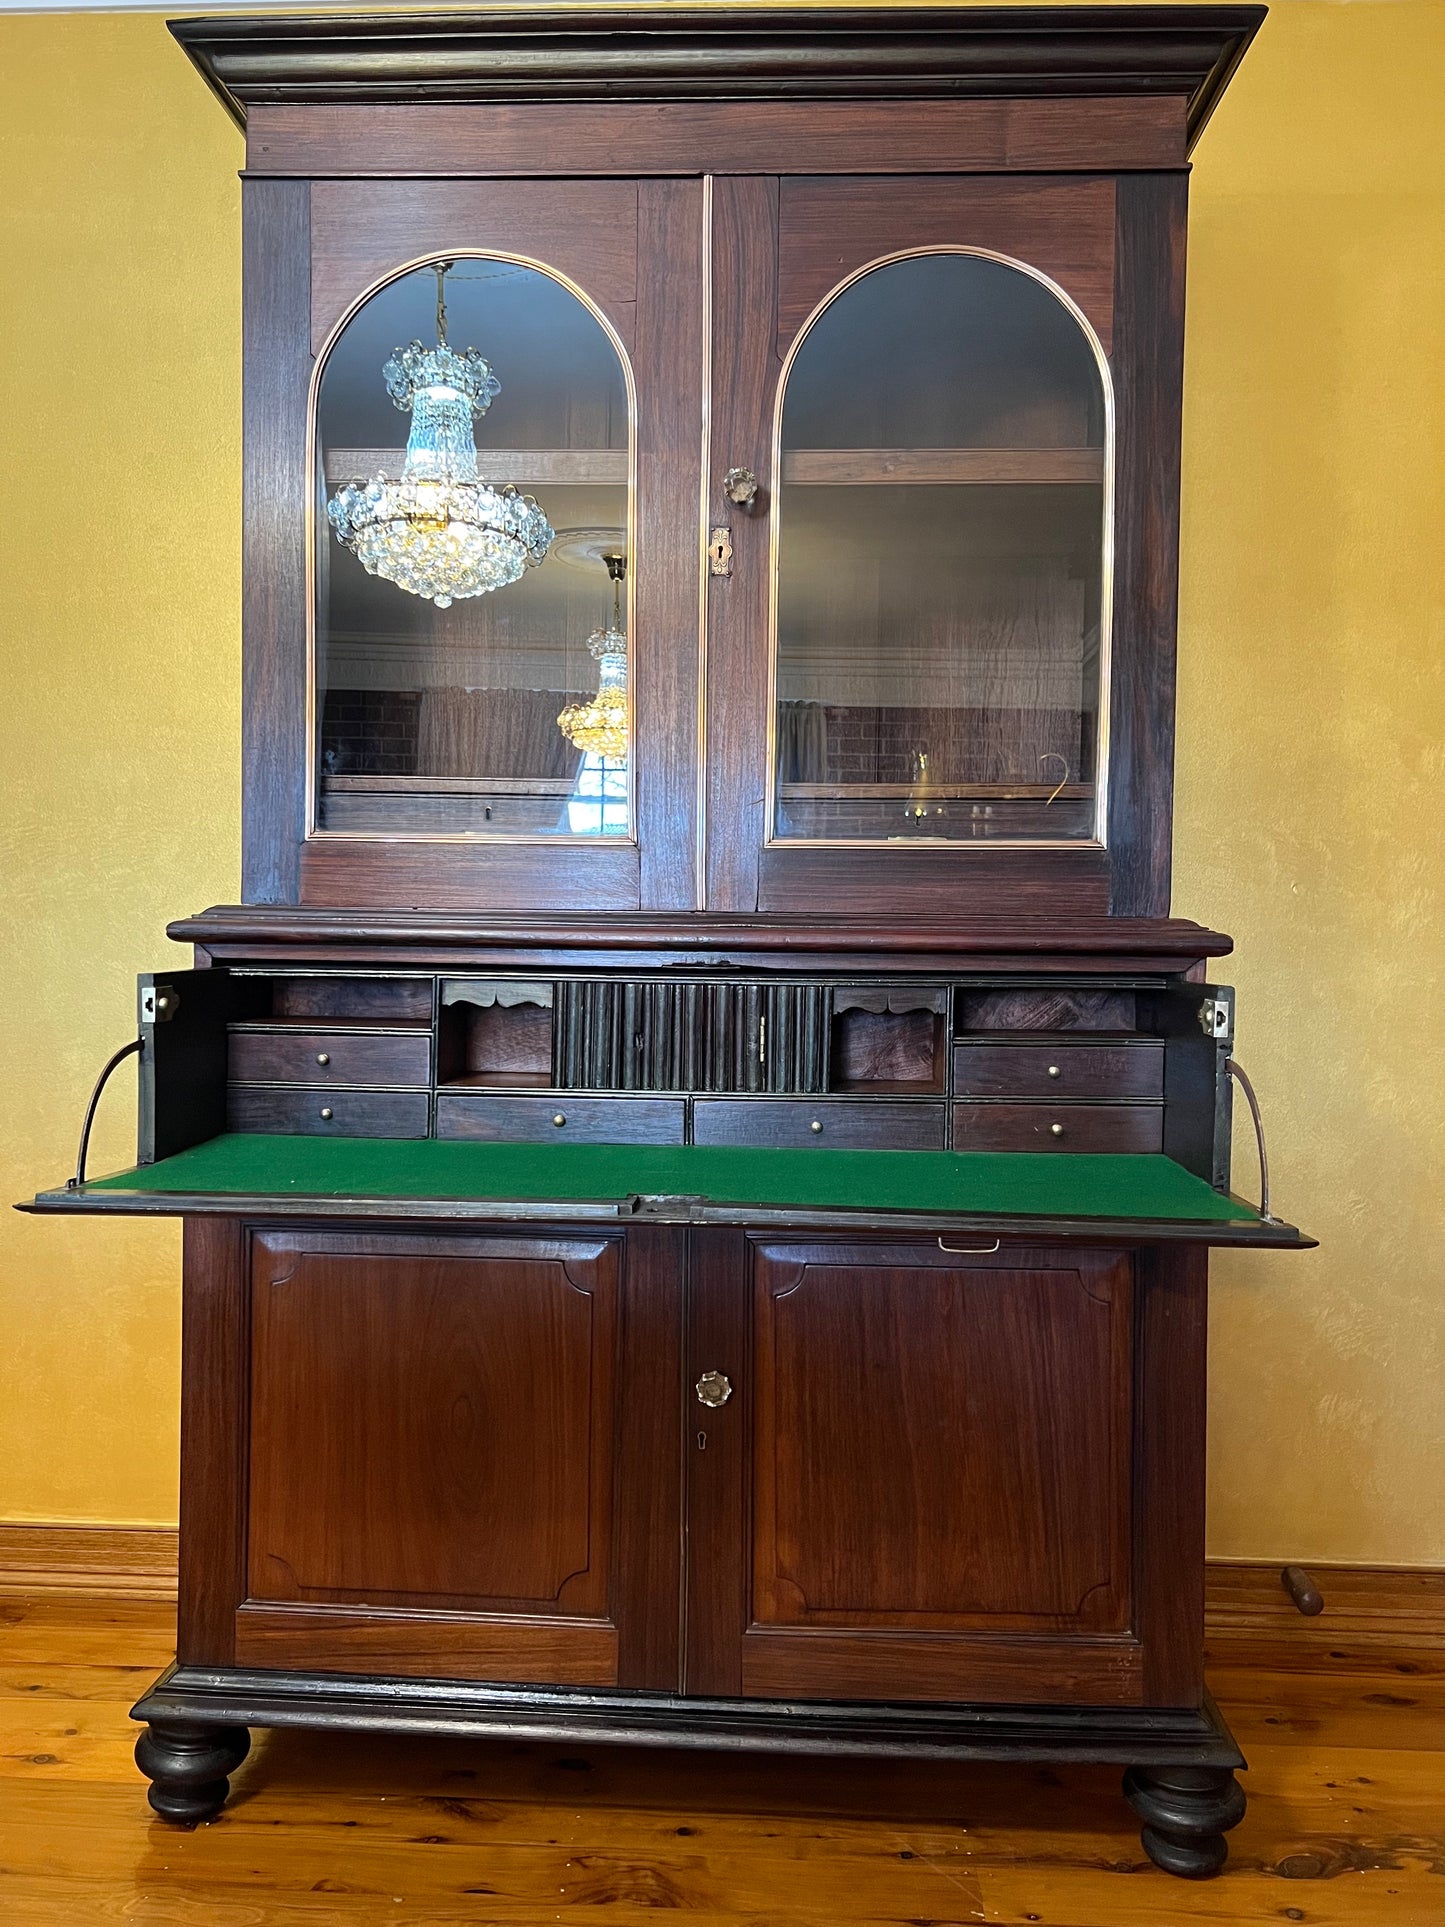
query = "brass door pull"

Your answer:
(937, 1237), (1002, 1255)
(695, 1370), (732, 1408)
